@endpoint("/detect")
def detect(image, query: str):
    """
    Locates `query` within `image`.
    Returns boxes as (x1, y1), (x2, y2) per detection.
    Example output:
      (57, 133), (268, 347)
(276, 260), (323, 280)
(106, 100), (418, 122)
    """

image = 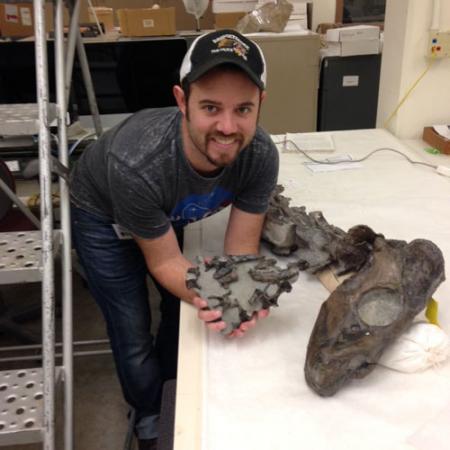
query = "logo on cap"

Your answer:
(212, 34), (250, 61)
